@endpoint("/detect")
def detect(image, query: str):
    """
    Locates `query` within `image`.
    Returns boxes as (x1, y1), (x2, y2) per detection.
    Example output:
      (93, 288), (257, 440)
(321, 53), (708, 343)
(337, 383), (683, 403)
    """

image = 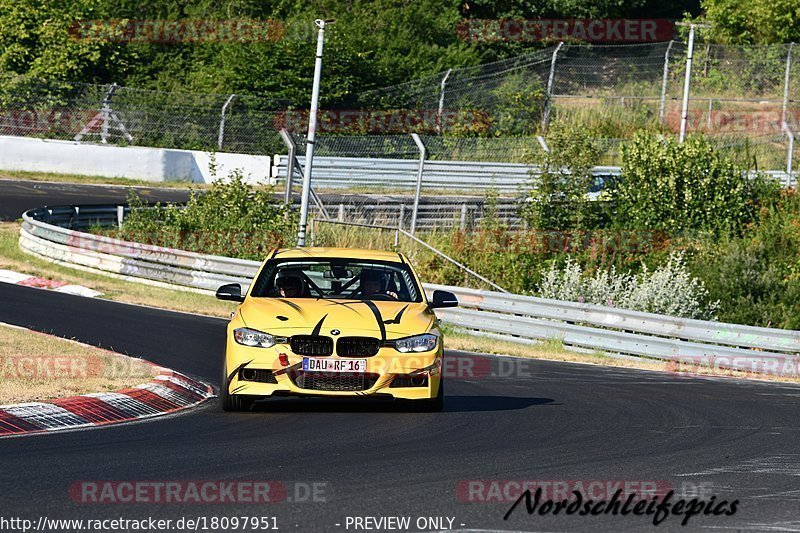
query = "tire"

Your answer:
(220, 361), (256, 412)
